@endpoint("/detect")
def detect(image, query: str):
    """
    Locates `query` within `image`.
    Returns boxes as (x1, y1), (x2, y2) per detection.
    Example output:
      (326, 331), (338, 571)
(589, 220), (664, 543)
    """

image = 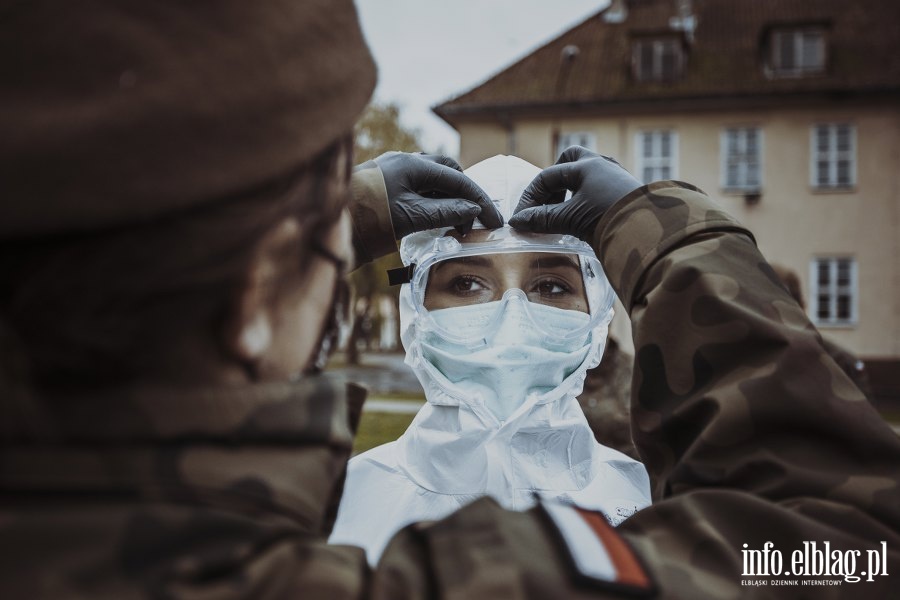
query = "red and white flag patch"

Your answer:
(540, 498), (655, 595)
